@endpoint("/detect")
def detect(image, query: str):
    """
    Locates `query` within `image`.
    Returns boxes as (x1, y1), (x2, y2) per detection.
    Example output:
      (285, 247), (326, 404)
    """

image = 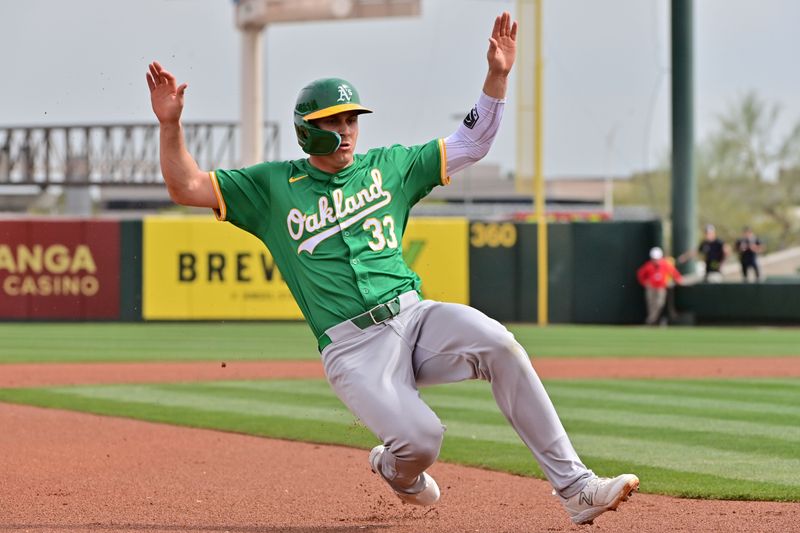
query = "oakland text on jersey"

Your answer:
(287, 168), (392, 255)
